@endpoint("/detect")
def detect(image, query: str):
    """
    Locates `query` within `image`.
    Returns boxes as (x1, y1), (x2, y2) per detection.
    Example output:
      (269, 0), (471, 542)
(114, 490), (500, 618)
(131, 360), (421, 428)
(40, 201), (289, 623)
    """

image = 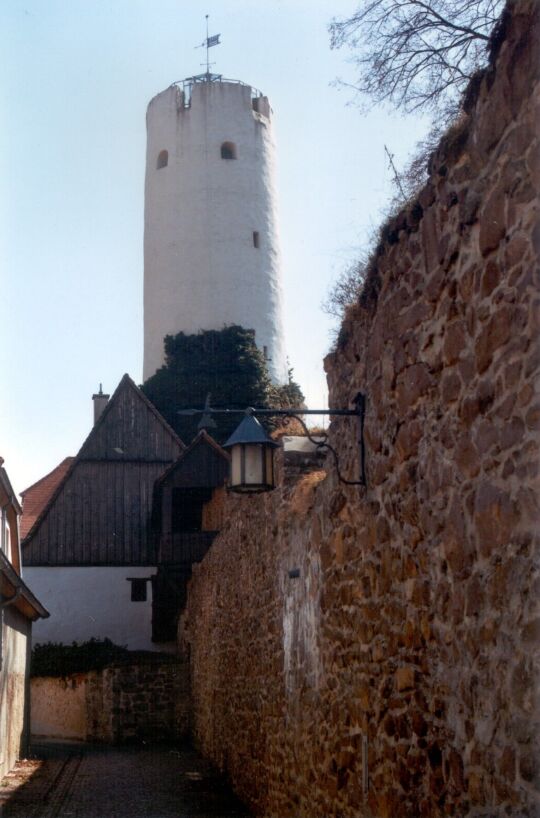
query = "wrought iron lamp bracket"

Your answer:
(179, 392), (367, 488)
(276, 402), (366, 487)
